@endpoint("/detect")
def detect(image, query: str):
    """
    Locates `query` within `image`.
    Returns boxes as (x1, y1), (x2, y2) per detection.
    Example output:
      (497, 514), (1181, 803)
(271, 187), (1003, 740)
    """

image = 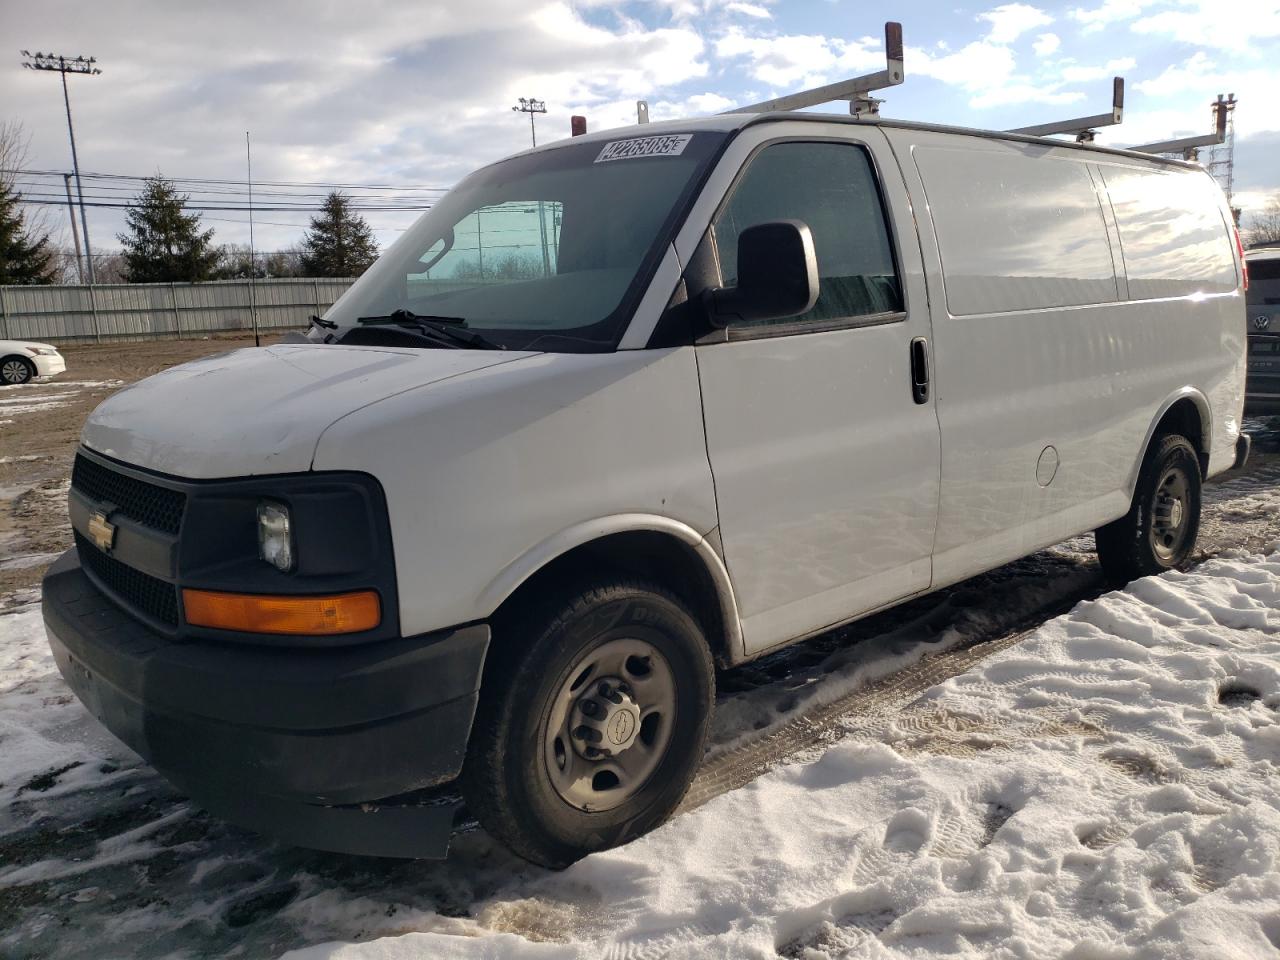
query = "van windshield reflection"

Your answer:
(326, 133), (726, 353)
